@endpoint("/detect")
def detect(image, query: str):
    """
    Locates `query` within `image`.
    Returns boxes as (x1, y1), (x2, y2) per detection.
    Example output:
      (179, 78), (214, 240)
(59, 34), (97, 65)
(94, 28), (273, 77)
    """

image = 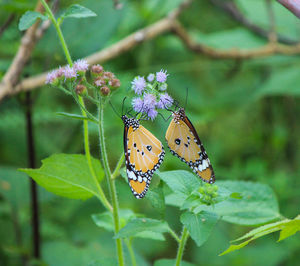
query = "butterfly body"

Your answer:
(165, 108), (215, 184)
(122, 115), (165, 198)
